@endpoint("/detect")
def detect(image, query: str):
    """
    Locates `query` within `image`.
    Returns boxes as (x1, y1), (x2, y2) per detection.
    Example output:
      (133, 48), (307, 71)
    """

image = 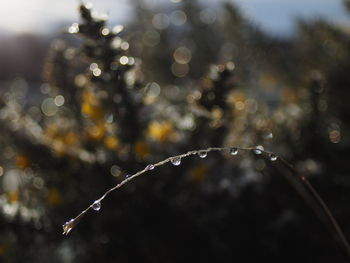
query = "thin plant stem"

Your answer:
(301, 176), (350, 256)
(62, 146), (350, 258)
